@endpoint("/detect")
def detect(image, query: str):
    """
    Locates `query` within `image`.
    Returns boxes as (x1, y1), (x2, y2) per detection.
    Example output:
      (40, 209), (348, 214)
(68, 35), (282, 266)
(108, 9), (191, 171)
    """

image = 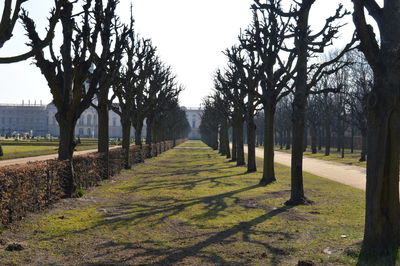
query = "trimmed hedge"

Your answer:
(0, 139), (186, 226)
